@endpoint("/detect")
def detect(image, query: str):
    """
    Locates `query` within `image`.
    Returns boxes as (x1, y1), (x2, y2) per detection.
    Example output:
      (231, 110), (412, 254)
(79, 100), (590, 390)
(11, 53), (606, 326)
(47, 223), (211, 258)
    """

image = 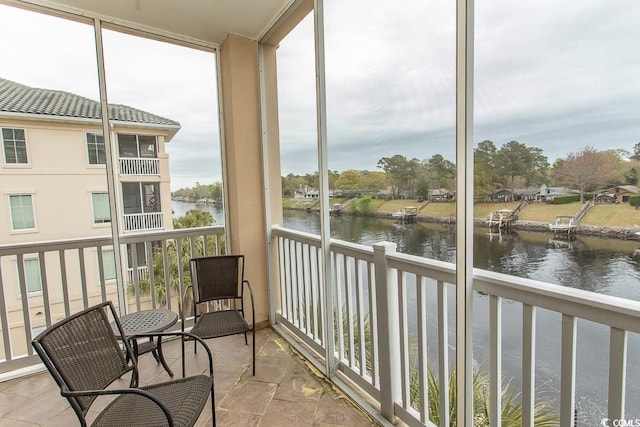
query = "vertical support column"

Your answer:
(258, 42), (284, 326)
(313, 0), (337, 376)
(93, 18), (126, 315)
(455, 0), (475, 425)
(608, 327), (627, 423)
(373, 242), (400, 422)
(490, 295), (502, 427)
(218, 34), (270, 327)
(522, 304), (536, 427)
(560, 314), (577, 427)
